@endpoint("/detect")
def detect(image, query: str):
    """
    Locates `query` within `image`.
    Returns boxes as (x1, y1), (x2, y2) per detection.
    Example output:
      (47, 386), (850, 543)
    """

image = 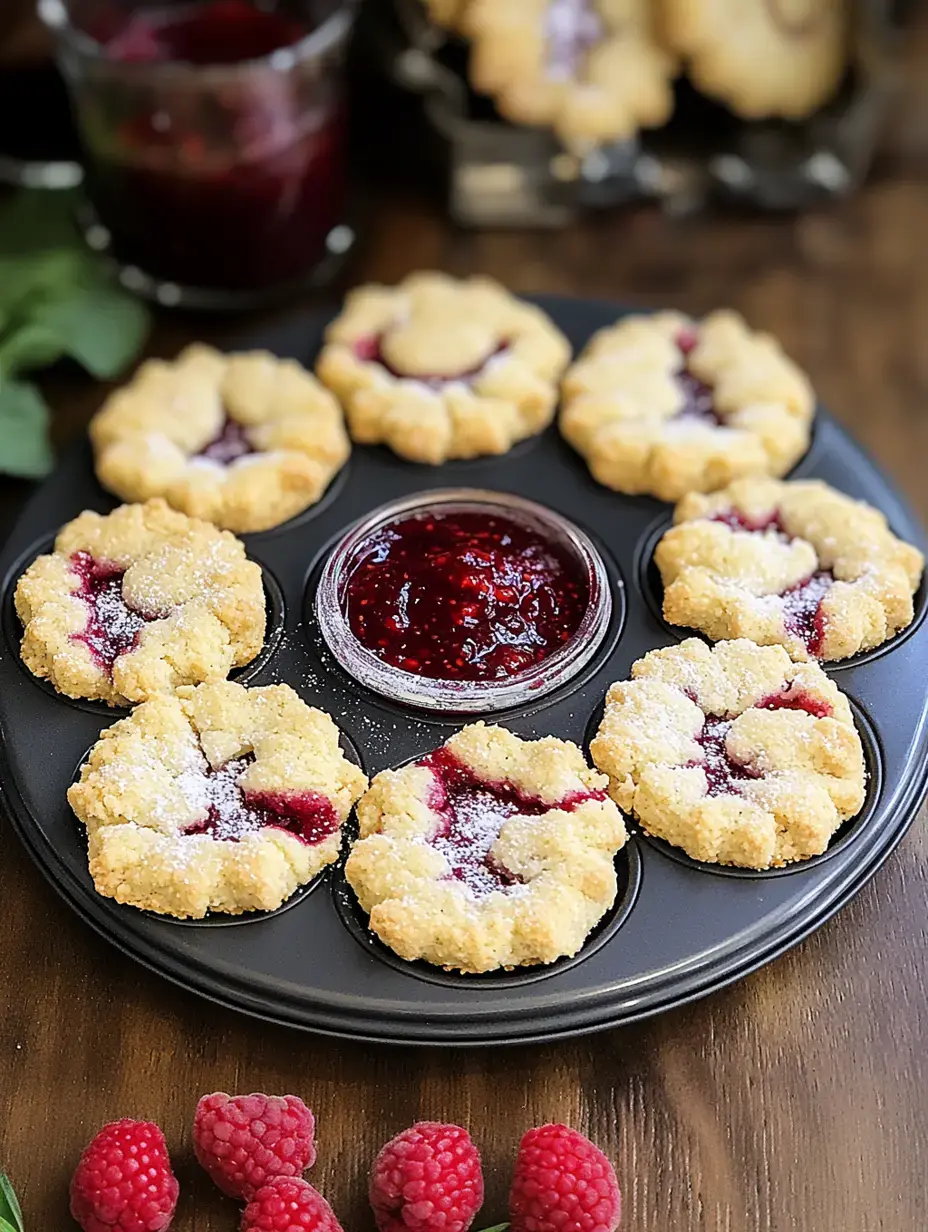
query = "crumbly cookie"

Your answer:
(590, 638), (866, 869)
(68, 682), (368, 918)
(655, 478), (924, 662)
(315, 272), (571, 465)
(345, 722), (627, 973)
(560, 309), (814, 502)
(90, 345), (350, 534)
(463, 0), (676, 149)
(14, 500), (266, 707)
(661, 0), (848, 120)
